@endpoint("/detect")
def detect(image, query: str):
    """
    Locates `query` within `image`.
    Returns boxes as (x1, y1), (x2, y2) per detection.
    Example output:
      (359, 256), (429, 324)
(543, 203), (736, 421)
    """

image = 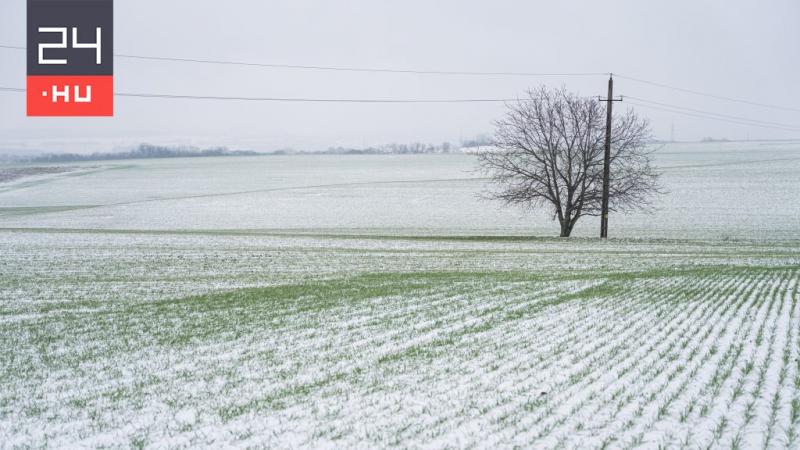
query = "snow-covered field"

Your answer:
(1, 142), (798, 239)
(1, 142), (799, 448)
